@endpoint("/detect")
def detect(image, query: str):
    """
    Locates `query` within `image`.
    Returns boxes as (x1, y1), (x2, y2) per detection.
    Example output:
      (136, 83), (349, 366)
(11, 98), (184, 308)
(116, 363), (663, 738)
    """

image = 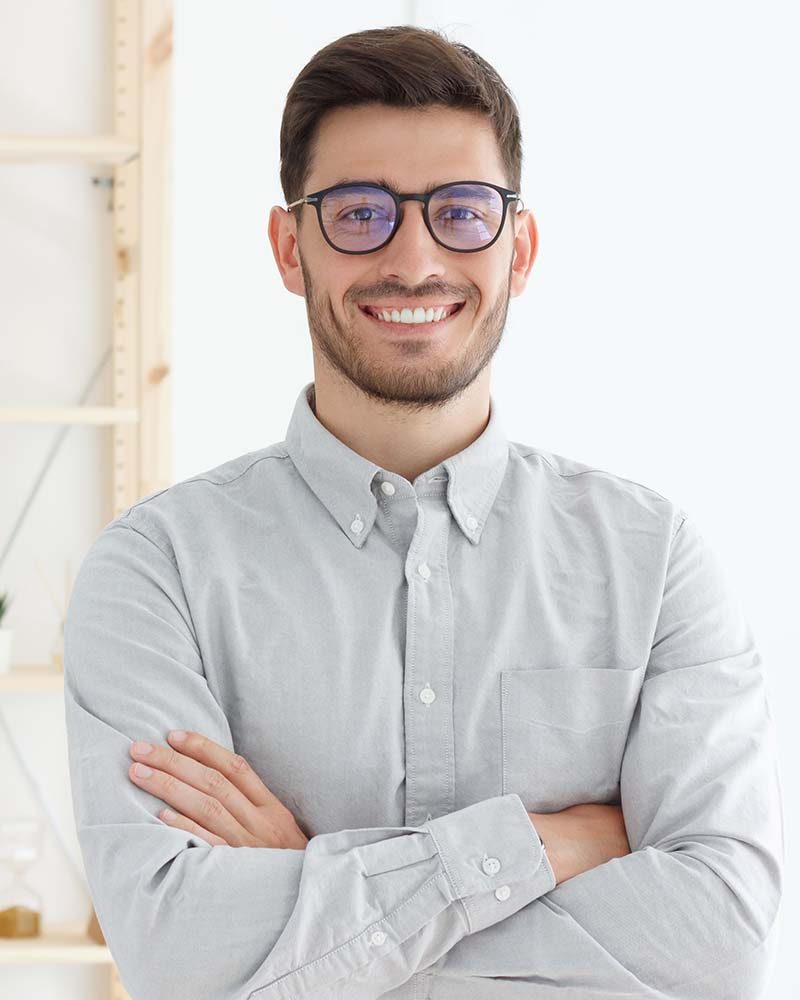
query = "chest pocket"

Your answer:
(501, 666), (645, 813)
